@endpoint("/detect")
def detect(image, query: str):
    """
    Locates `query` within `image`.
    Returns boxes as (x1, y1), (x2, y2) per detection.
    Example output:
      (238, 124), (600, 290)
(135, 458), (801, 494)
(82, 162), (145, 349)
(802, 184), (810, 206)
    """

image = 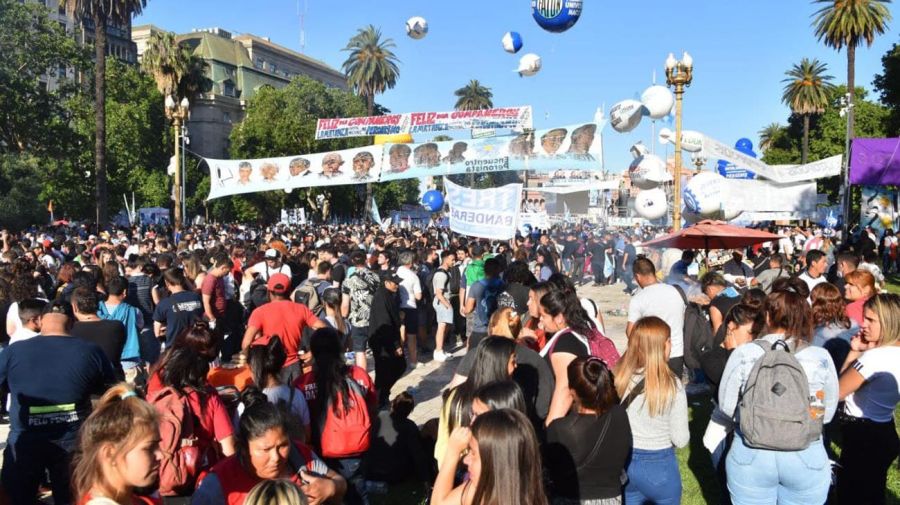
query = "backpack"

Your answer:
(318, 378), (372, 458)
(293, 279), (328, 316)
(737, 340), (821, 451)
(148, 387), (202, 496)
(546, 327), (621, 368)
(674, 285), (714, 371)
(428, 267), (451, 299)
(476, 278), (504, 323)
(447, 265), (461, 296)
(248, 277), (269, 311)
